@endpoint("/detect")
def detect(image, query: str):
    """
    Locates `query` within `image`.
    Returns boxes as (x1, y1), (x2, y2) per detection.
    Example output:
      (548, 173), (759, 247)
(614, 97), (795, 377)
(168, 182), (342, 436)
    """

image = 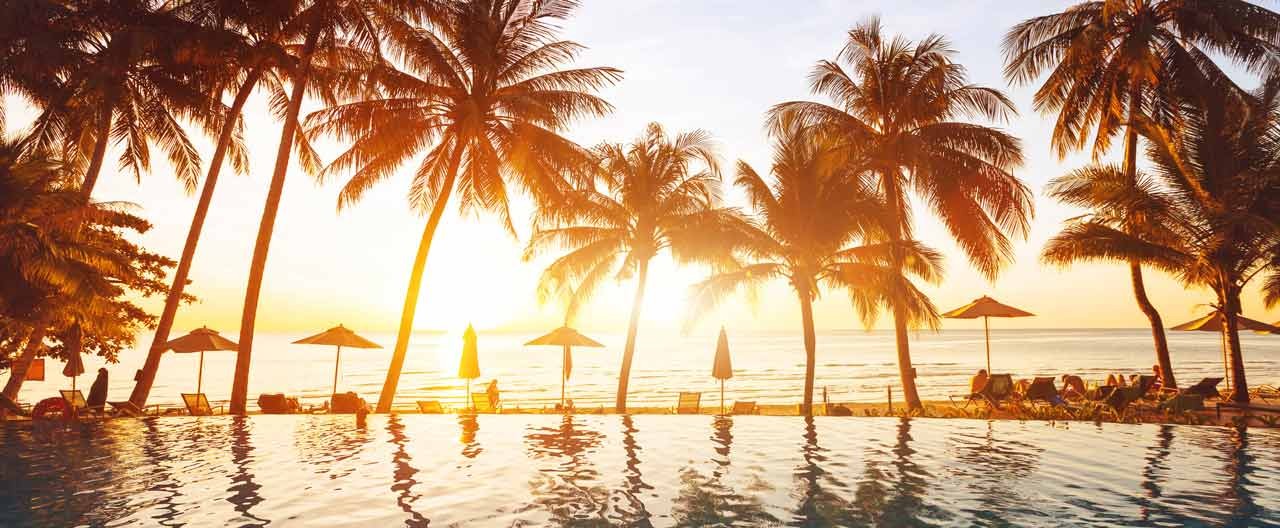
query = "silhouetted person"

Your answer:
(1151, 364), (1165, 390)
(1061, 374), (1086, 399)
(486, 379), (499, 409)
(87, 368), (109, 414)
(970, 369), (989, 395)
